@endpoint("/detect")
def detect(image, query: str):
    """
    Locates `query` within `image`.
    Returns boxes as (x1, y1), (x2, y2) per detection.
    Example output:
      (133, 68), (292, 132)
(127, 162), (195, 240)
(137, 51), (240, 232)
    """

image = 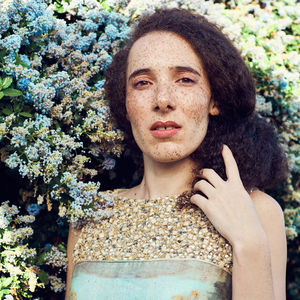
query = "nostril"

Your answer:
(153, 104), (174, 111)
